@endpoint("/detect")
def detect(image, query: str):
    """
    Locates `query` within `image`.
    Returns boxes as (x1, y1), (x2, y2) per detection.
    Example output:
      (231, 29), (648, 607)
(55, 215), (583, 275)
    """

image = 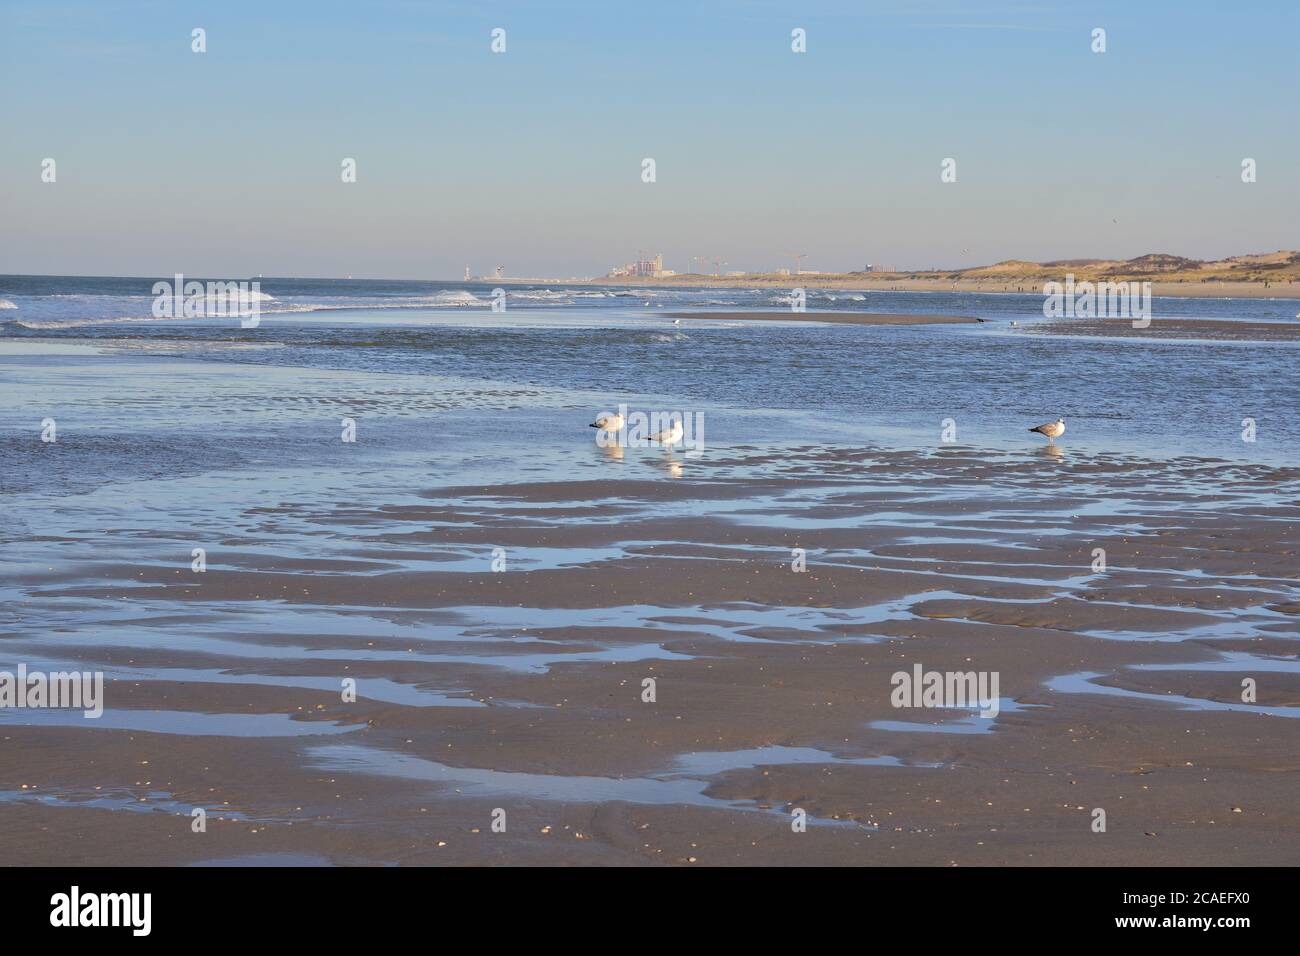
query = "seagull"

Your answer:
(647, 419), (684, 449)
(590, 412), (625, 432)
(672, 318), (681, 326)
(1029, 417), (1065, 442)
